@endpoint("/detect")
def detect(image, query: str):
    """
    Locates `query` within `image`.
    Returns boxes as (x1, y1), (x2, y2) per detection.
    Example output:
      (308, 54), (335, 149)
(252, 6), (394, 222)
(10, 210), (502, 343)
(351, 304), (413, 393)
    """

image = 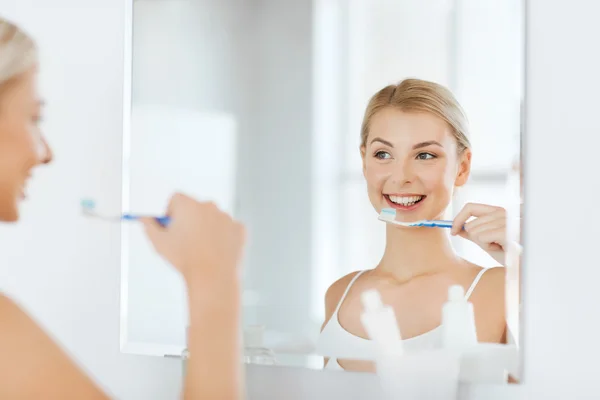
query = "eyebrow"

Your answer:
(369, 137), (443, 150)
